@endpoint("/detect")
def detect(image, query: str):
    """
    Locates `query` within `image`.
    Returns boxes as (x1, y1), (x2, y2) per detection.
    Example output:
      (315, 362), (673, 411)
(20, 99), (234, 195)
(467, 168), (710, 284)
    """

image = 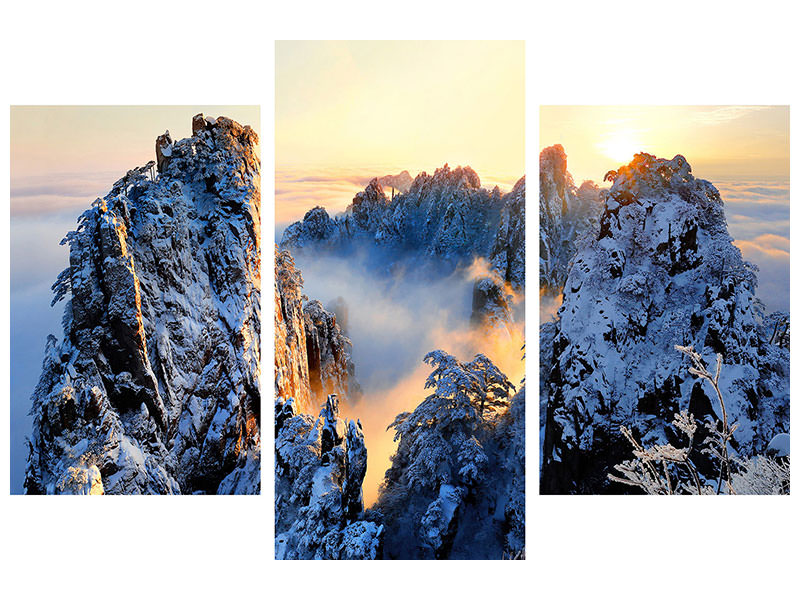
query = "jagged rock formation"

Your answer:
(470, 273), (514, 338)
(275, 395), (381, 559)
(489, 176), (526, 289)
(274, 249), (375, 557)
(539, 144), (602, 295)
(304, 300), (362, 402)
(540, 153), (790, 494)
(274, 248), (360, 414)
(275, 249), (312, 412)
(281, 164), (525, 290)
(377, 170), (413, 195)
(25, 114), (261, 495)
(275, 167), (526, 559)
